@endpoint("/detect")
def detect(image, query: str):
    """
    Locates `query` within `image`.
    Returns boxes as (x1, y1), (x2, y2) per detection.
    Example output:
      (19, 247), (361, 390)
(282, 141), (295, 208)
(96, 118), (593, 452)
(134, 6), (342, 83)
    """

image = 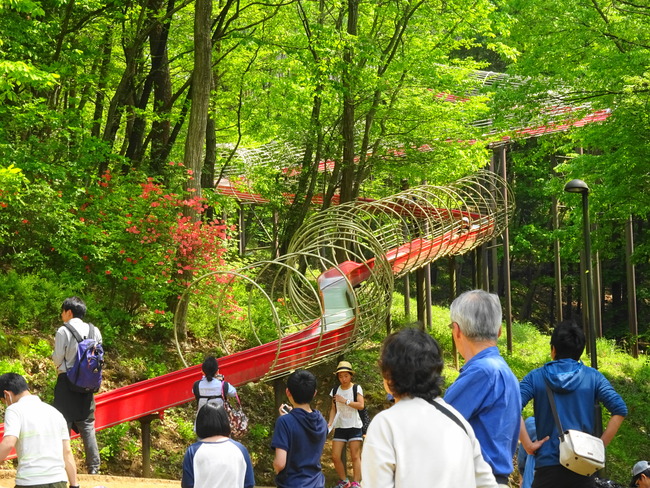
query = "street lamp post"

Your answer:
(564, 178), (598, 371)
(564, 178), (602, 438)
